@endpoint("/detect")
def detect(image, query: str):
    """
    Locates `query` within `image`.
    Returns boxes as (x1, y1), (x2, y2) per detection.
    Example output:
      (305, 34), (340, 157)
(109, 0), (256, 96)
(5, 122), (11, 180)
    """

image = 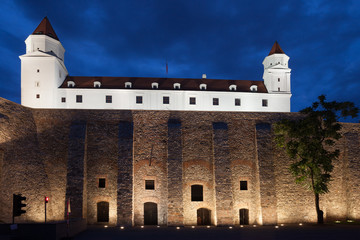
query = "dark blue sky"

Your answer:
(0, 0), (359, 121)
